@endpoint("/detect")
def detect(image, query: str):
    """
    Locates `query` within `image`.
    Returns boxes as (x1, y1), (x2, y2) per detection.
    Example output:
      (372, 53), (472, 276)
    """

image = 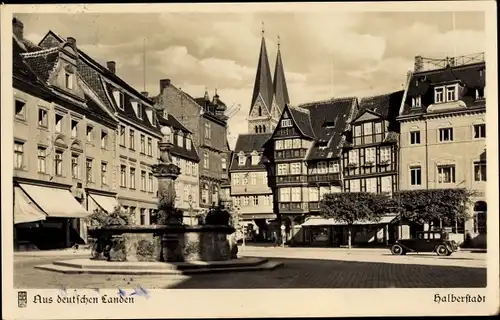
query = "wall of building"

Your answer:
(172, 155), (199, 212)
